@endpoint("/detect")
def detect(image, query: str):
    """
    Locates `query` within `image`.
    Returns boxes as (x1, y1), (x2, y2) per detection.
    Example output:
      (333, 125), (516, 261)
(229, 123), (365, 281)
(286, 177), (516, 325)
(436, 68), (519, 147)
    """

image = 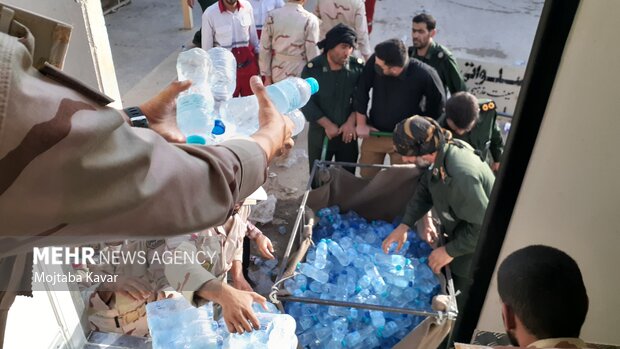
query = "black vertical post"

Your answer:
(455, 0), (582, 343)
